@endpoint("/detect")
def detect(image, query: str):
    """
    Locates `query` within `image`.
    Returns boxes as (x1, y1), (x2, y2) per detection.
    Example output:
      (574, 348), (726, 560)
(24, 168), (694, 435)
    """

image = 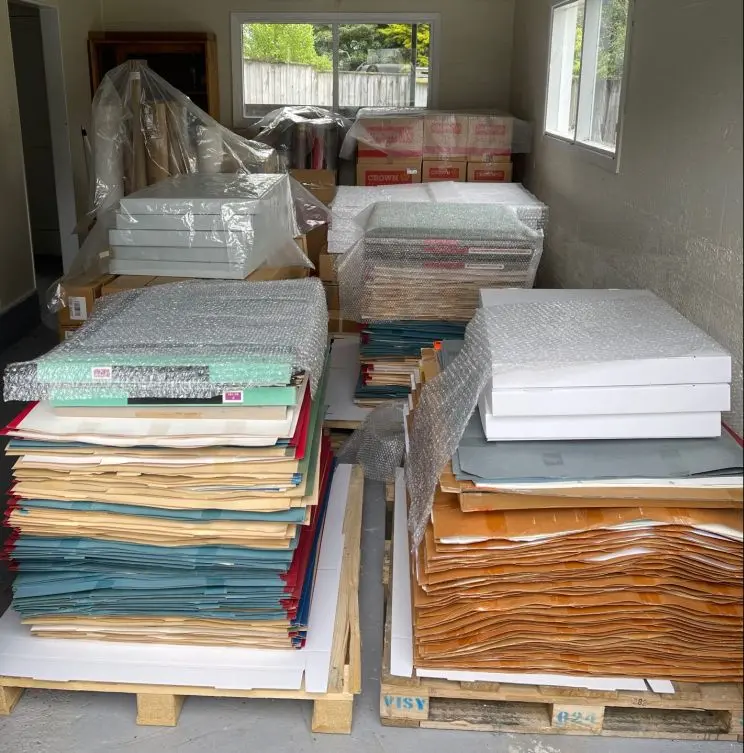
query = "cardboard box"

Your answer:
(246, 266), (312, 282)
(101, 275), (155, 296)
(422, 160), (467, 183)
(304, 225), (328, 269)
(290, 169), (337, 206)
(57, 272), (115, 326)
(356, 160), (422, 187)
(423, 112), (468, 160)
(147, 277), (193, 287)
(58, 324), (80, 342)
(356, 117), (424, 160)
(467, 114), (514, 162)
(467, 161), (513, 183)
(318, 253), (337, 283)
(328, 311), (362, 334)
(324, 282), (340, 311)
